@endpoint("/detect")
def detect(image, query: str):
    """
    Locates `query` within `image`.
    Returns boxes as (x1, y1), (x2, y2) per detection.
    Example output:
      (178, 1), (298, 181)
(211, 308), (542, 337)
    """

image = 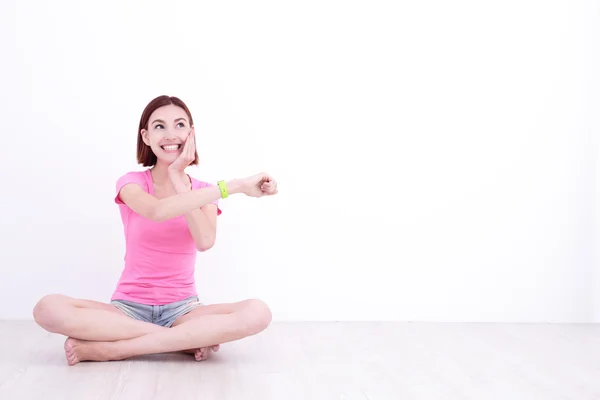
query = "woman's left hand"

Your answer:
(260, 177), (278, 195)
(169, 127), (196, 172)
